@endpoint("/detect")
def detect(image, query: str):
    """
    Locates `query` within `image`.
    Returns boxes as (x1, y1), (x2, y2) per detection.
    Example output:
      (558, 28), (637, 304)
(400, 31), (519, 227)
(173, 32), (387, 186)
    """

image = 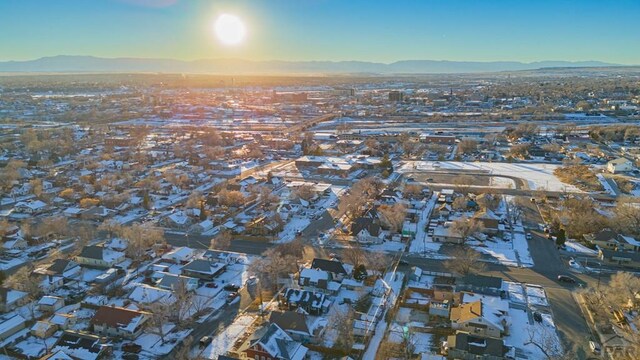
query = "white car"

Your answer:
(568, 259), (580, 269)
